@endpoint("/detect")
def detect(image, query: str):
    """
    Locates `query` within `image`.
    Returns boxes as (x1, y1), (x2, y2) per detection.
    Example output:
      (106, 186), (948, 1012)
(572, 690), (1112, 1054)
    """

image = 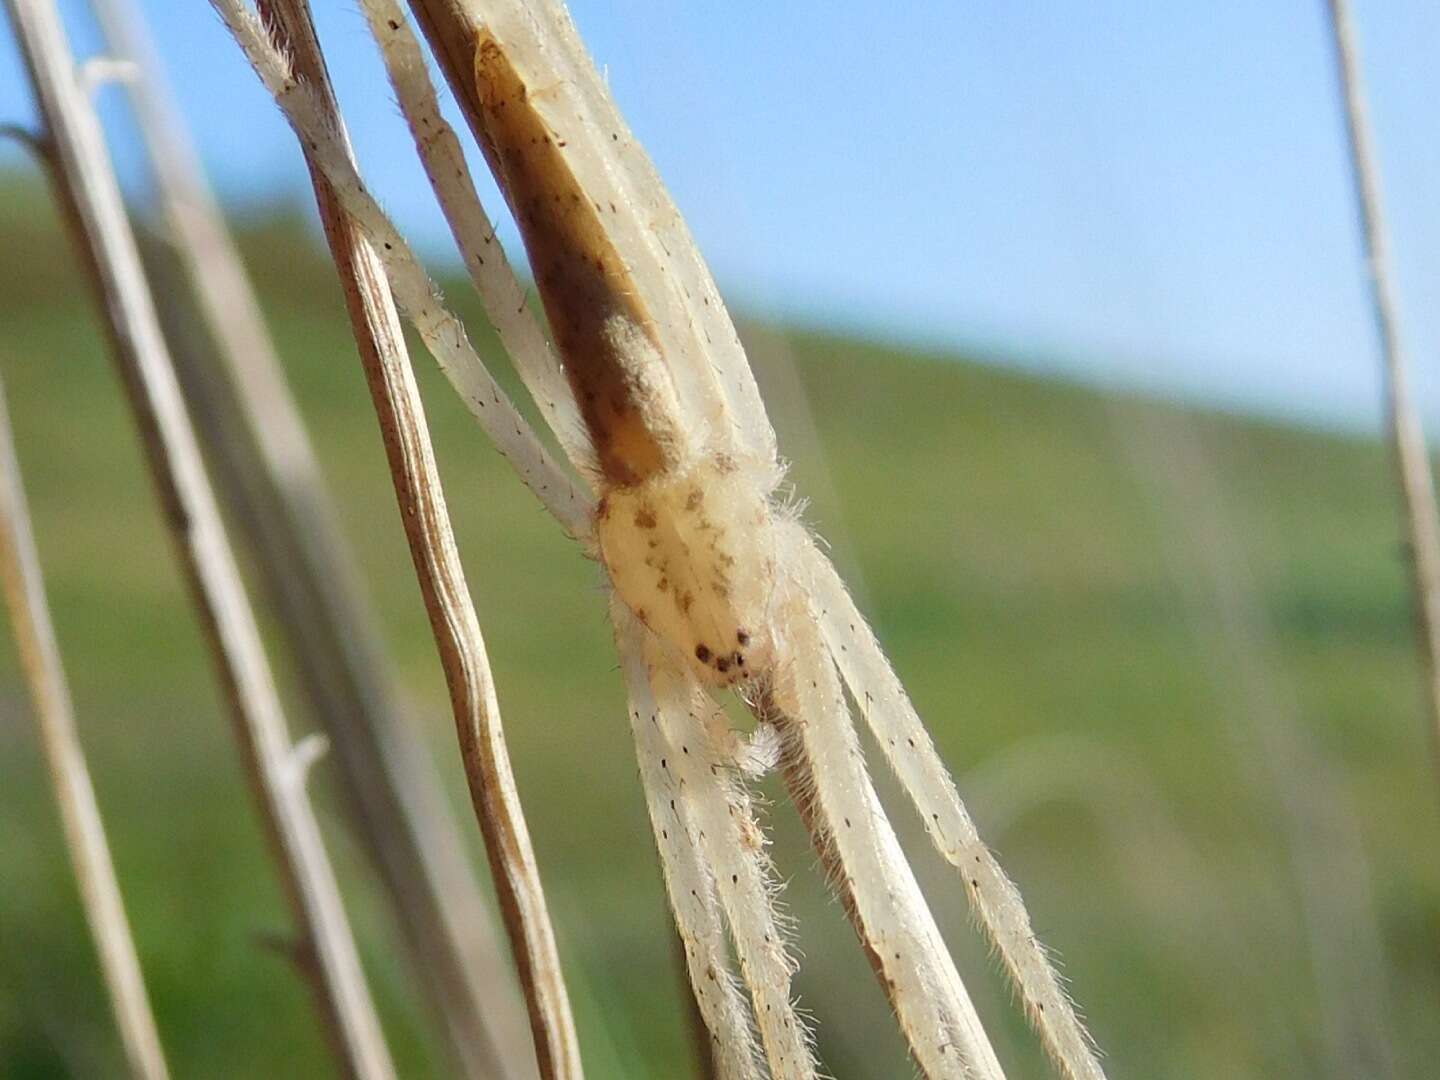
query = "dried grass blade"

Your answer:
(3, 1), (396, 1075)
(1324, 0), (1440, 788)
(87, 1), (537, 1071)
(215, 1), (583, 1073)
(0, 373), (170, 1080)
